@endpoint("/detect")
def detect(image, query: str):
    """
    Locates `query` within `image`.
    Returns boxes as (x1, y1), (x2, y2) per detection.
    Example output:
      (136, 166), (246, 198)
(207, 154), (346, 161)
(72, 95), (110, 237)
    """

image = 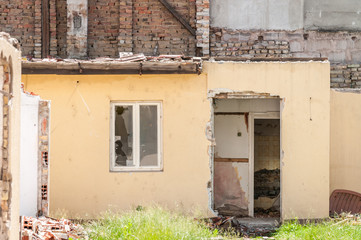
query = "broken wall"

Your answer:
(22, 73), (210, 218)
(0, 32), (21, 240)
(209, 0), (361, 87)
(213, 99), (280, 216)
(205, 61), (330, 220)
(0, 0), (198, 58)
(330, 90), (361, 194)
(23, 61), (331, 220)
